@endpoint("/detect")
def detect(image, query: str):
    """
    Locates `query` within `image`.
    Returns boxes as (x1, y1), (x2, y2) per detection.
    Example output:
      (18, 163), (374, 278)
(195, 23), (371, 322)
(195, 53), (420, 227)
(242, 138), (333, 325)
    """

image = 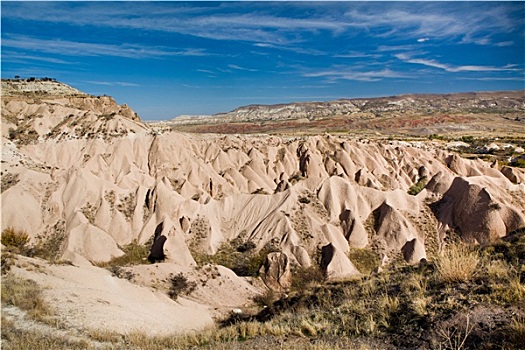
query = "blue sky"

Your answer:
(2, 1), (524, 120)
